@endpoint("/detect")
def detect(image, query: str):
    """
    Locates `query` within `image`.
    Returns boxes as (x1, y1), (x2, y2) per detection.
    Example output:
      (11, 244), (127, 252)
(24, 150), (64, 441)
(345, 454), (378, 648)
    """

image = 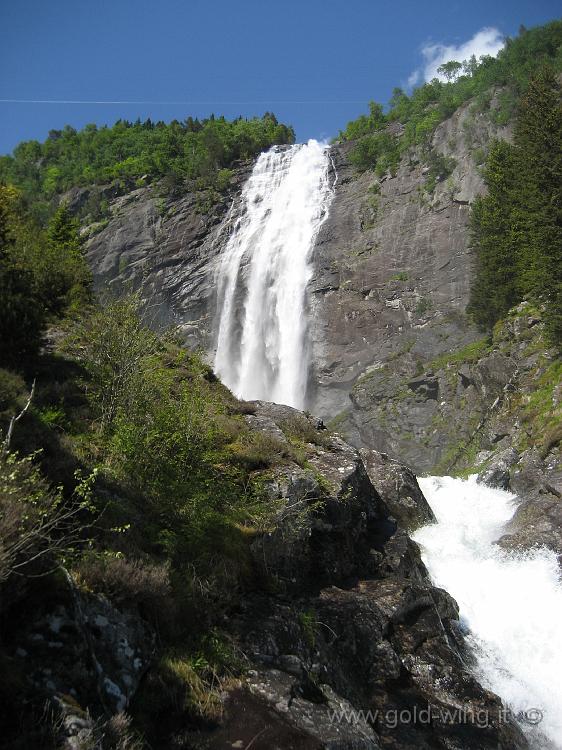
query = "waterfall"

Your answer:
(413, 476), (562, 749)
(214, 140), (334, 409)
